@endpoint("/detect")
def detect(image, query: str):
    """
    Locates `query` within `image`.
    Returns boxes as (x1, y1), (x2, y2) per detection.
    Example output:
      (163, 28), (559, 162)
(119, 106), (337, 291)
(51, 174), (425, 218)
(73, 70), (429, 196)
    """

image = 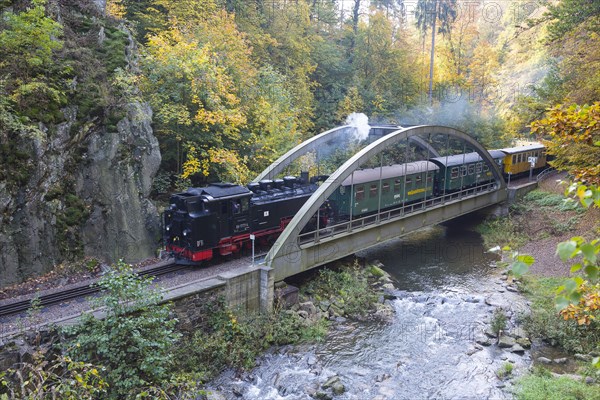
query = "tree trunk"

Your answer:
(428, 0), (437, 105)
